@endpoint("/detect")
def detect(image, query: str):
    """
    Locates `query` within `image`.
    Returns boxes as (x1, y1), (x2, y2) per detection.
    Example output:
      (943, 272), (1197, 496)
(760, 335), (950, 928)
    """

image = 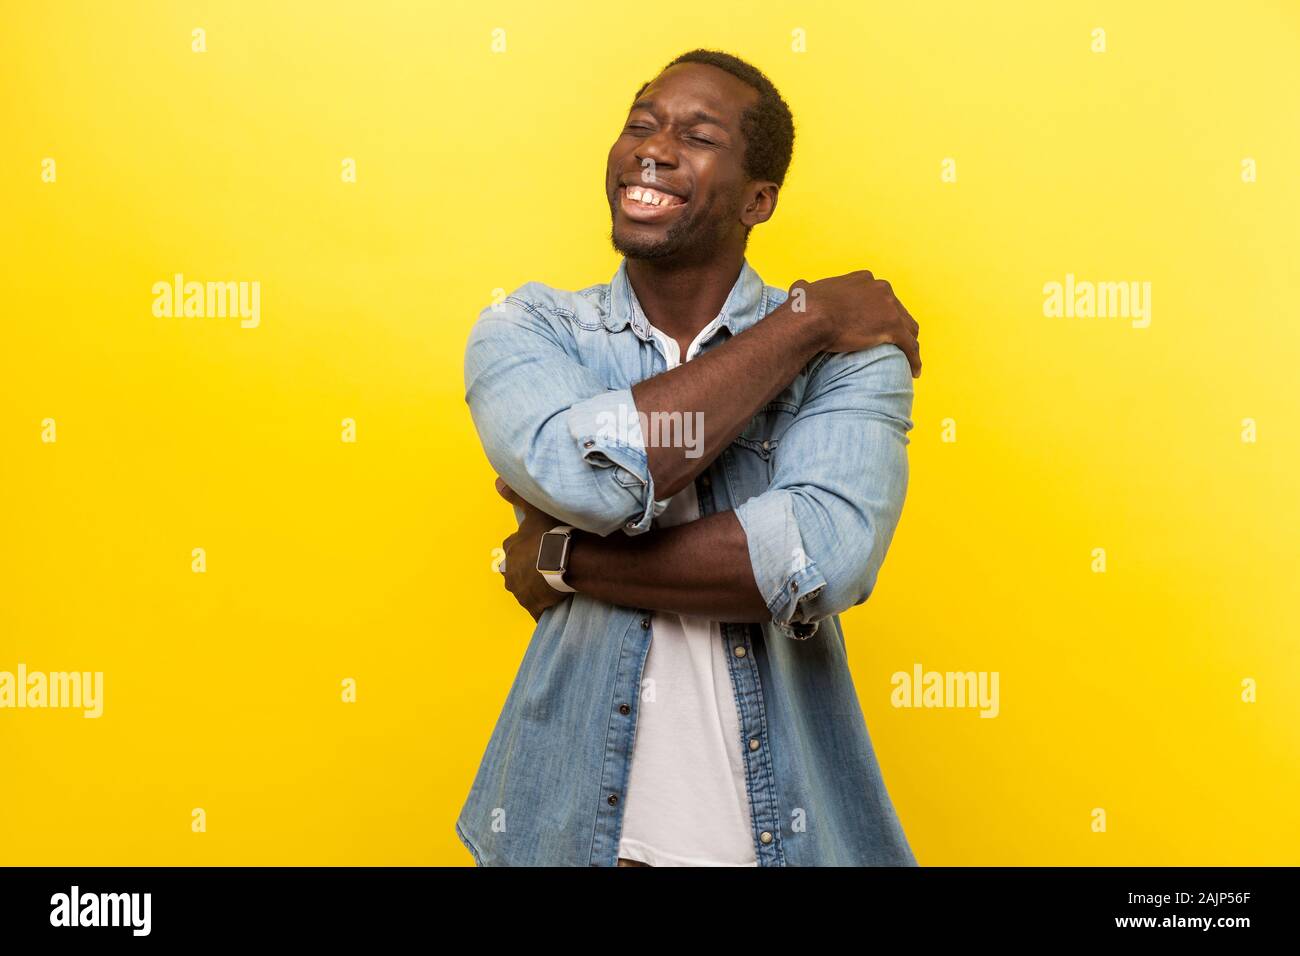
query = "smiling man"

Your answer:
(457, 49), (923, 867)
